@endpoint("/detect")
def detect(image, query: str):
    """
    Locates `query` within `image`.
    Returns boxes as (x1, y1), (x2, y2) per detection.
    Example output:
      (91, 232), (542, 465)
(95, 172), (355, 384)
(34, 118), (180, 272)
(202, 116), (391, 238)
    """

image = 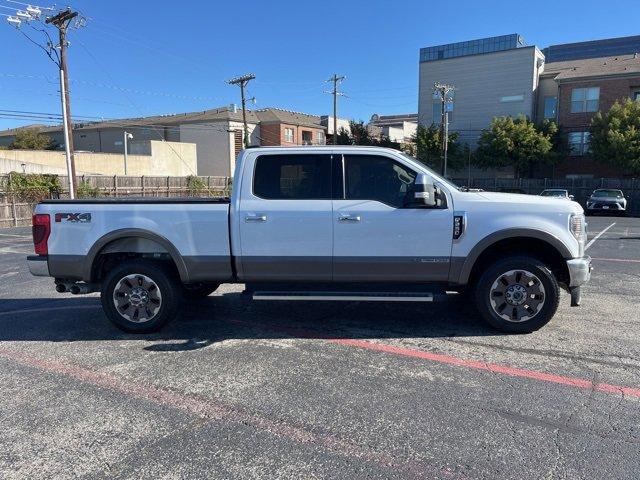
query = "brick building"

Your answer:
(540, 54), (640, 178)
